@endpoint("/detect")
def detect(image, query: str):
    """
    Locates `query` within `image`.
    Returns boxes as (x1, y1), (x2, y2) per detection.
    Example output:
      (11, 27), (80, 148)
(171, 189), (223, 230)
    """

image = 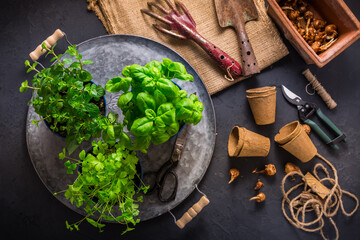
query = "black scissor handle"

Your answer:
(158, 170), (178, 203)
